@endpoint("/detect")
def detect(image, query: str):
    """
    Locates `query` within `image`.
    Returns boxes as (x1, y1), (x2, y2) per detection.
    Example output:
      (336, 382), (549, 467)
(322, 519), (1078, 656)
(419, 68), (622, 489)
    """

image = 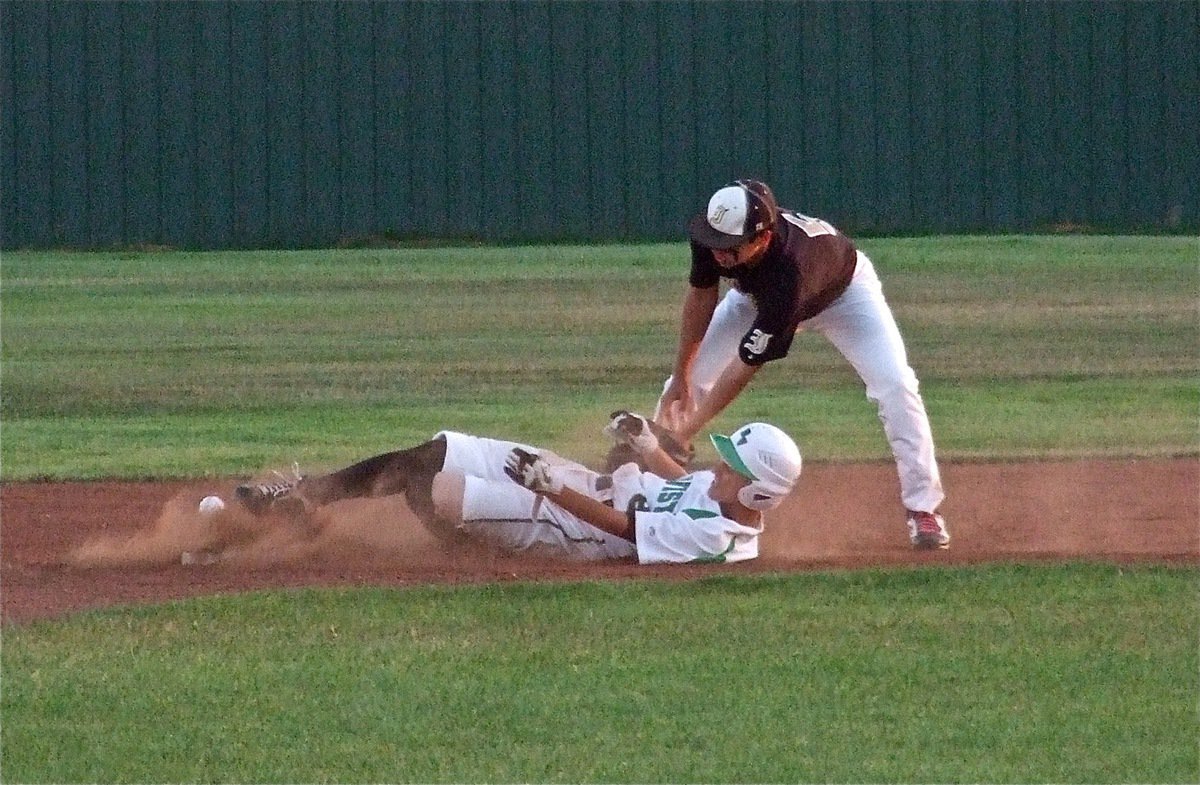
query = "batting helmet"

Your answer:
(709, 422), (802, 511)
